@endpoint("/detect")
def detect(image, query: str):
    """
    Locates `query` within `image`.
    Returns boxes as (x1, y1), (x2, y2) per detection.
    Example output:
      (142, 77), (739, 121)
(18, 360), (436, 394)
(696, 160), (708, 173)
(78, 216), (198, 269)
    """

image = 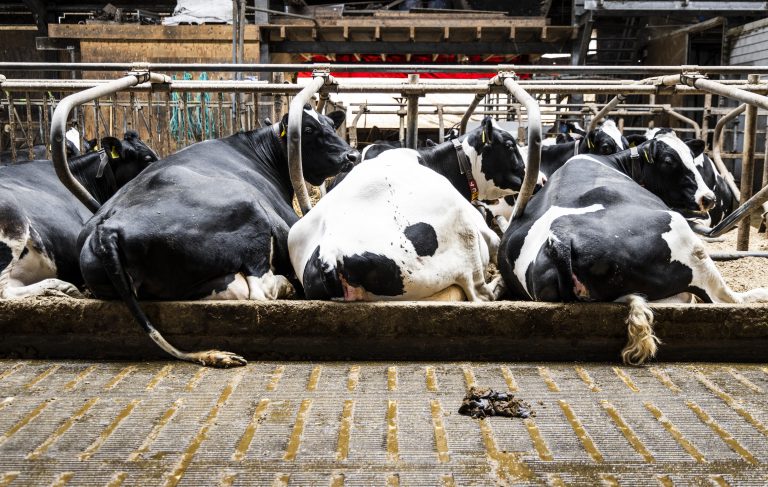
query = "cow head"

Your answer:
(280, 104), (359, 186)
(585, 119), (628, 156)
(100, 131), (159, 188)
(462, 117), (527, 200)
(638, 131), (714, 216)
